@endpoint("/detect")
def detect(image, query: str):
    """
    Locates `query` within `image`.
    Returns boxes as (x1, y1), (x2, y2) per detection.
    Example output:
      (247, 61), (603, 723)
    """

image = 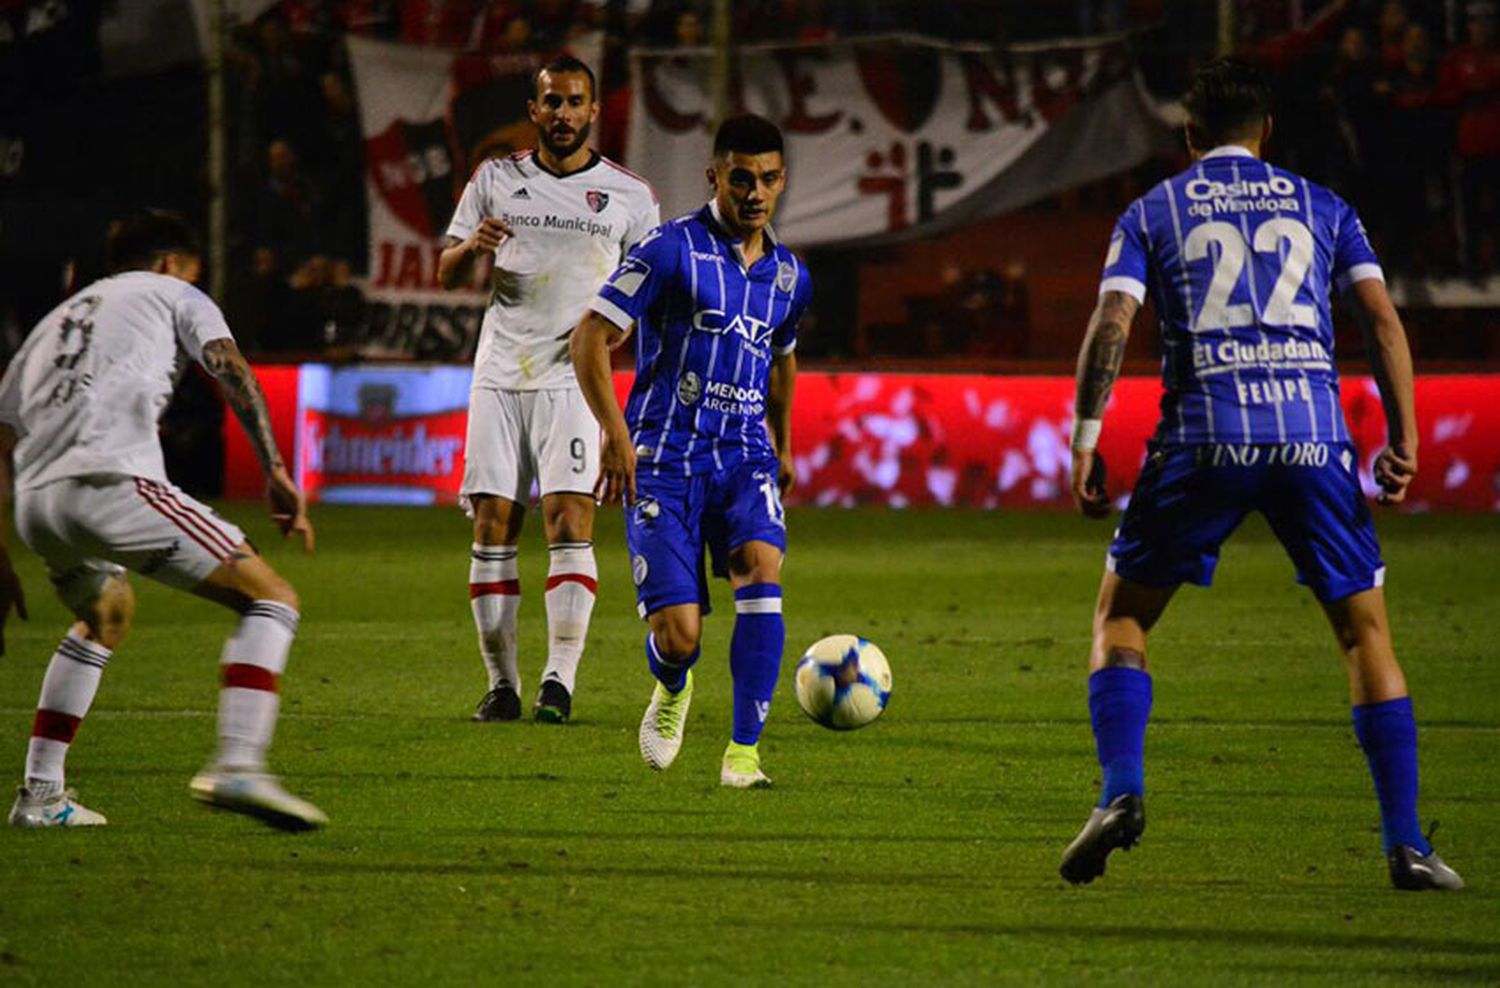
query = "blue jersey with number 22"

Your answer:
(1100, 145), (1384, 447)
